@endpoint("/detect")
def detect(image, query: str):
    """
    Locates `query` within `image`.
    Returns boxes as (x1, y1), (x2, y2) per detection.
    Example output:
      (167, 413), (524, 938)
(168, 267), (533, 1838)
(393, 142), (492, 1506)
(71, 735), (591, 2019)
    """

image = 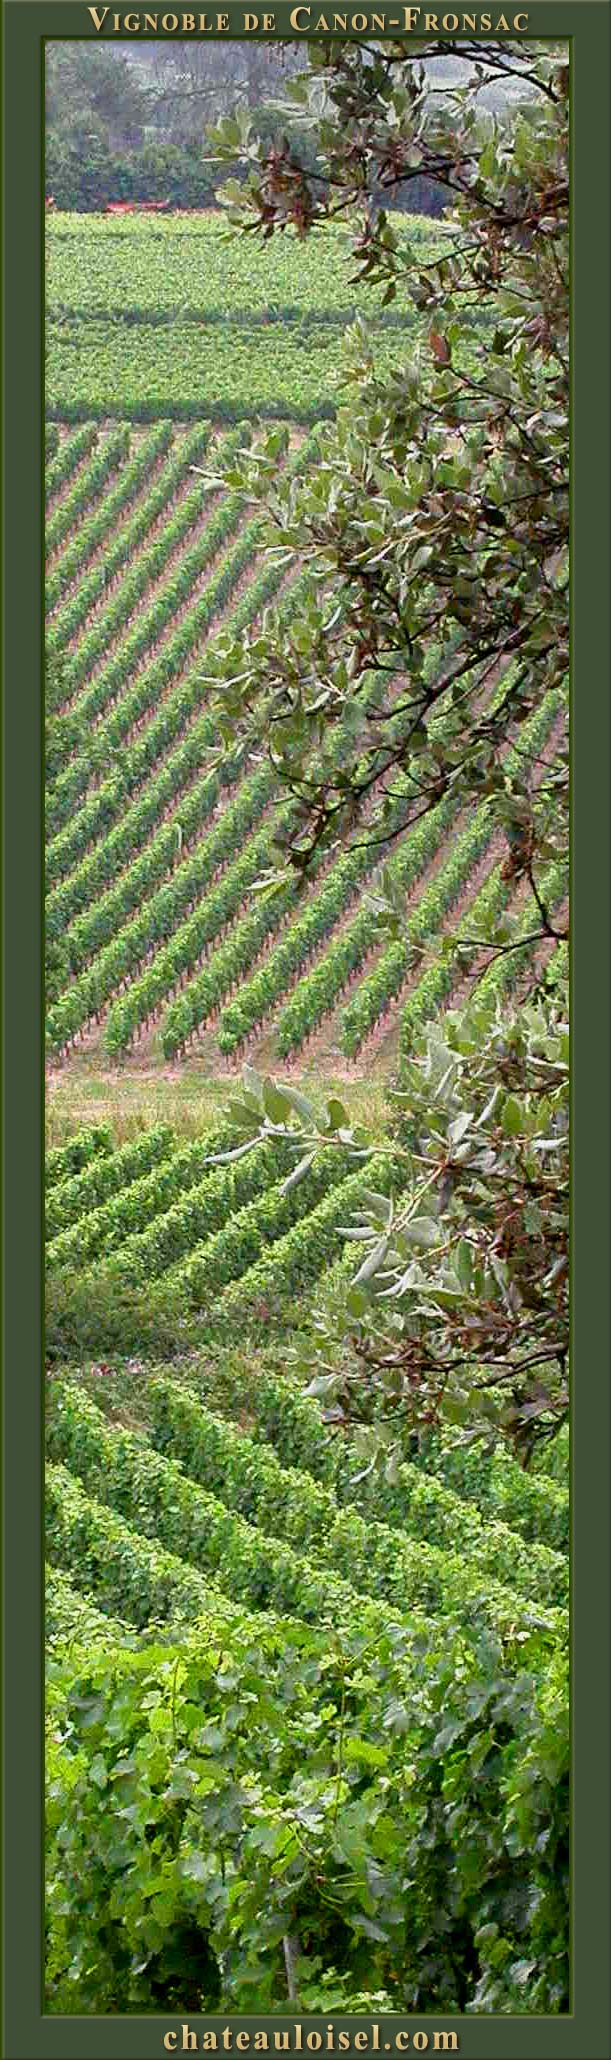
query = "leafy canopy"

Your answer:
(204, 38), (568, 919)
(203, 39), (569, 1468)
